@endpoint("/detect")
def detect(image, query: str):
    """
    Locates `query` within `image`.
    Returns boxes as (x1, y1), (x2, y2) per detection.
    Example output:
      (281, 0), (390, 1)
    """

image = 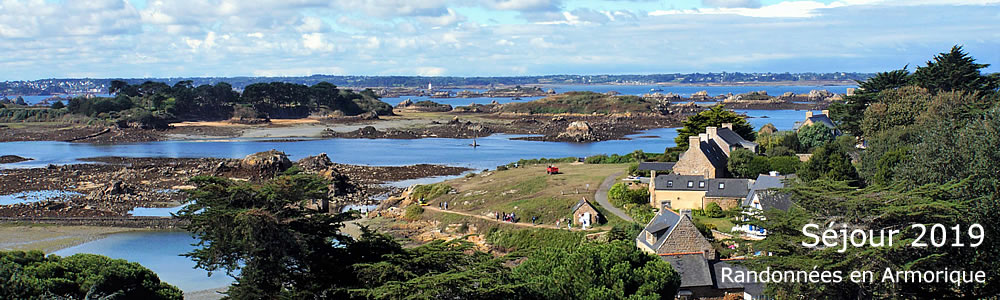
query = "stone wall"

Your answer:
(704, 196), (741, 210)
